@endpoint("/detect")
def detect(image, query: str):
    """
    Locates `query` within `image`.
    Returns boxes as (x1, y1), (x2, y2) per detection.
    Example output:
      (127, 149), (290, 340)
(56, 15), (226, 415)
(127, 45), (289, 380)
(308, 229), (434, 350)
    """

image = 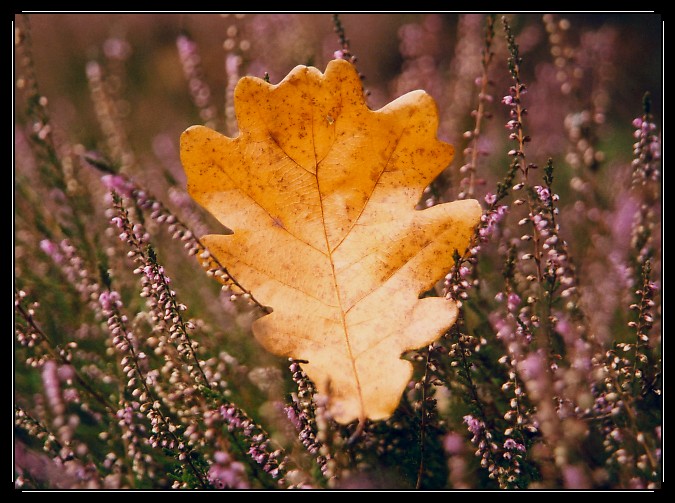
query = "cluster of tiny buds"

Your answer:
(631, 115), (660, 186)
(109, 190), (211, 390)
(285, 401), (317, 453)
(463, 415), (501, 479)
(492, 293), (533, 346)
(331, 13), (357, 66)
(620, 261), (658, 392)
(444, 260), (475, 304)
(104, 175), (191, 253)
(286, 361), (325, 463)
(100, 289), (146, 385)
(30, 115), (52, 141)
(15, 402), (106, 490)
(99, 286), (194, 472)
(109, 202), (149, 253)
(146, 405), (184, 454)
(207, 451), (250, 489)
(109, 401), (149, 479)
(219, 404), (289, 484)
(598, 406), (660, 489)
(444, 193), (507, 306)
(138, 260), (209, 387)
(496, 354), (538, 459)
(511, 168), (580, 310)
(15, 290), (43, 348)
(480, 194), (509, 241)
(310, 394), (341, 484)
(15, 405), (71, 461)
(15, 290), (78, 368)
(503, 84), (530, 156)
(102, 174), (254, 305)
(591, 347), (661, 489)
(597, 375), (660, 488)
(628, 274), (657, 345)
(36, 237), (176, 473)
(627, 87), (657, 351)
